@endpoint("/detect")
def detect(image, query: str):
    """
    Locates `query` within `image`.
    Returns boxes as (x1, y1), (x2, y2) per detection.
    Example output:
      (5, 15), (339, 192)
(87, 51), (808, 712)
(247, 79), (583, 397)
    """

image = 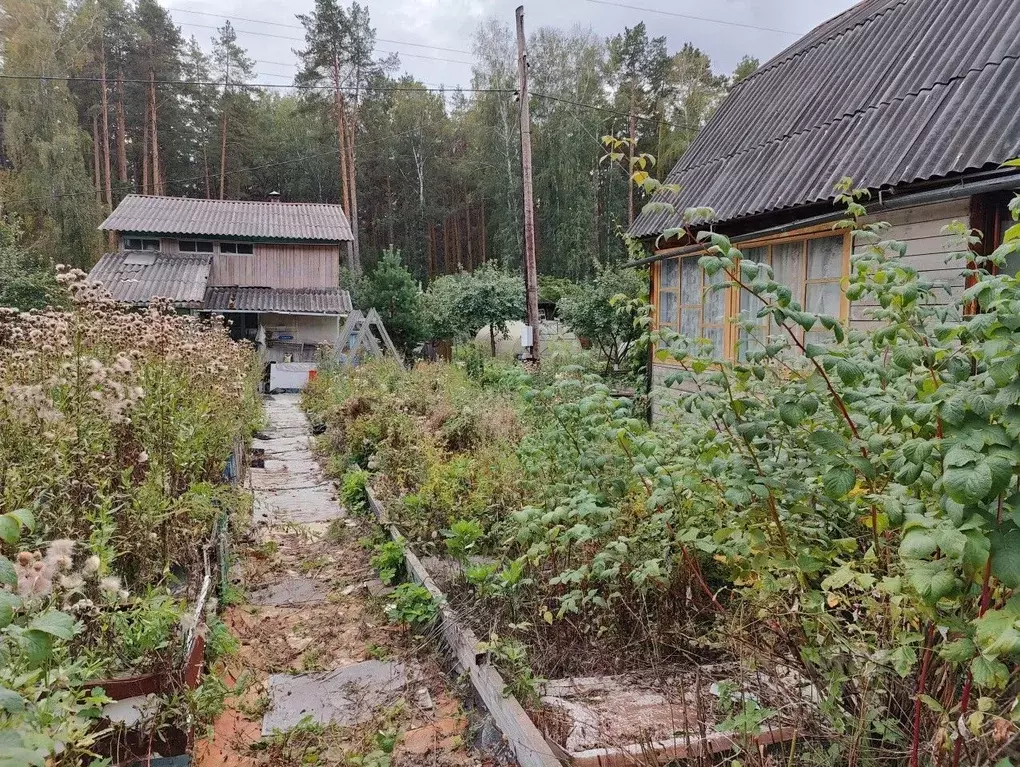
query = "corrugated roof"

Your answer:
(88, 251), (212, 307)
(631, 0), (1020, 238)
(99, 195), (354, 242)
(203, 286), (353, 315)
